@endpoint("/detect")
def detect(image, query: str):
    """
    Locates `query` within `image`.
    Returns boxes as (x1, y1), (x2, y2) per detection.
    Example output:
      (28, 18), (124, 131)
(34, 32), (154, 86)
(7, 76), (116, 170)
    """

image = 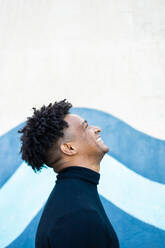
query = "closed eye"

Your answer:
(82, 120), (89, 129)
